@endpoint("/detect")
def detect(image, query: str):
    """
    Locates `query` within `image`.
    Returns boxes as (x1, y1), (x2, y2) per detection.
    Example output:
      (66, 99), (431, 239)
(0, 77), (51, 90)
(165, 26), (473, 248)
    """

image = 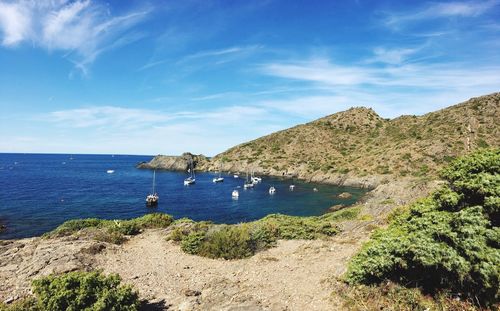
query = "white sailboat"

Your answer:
(243, 170), (254, 189)
(146, 170), (159, 207)
(213, 163), (224, 183)
(251, 170), (262, 183)
(184, 159), (196, 185)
